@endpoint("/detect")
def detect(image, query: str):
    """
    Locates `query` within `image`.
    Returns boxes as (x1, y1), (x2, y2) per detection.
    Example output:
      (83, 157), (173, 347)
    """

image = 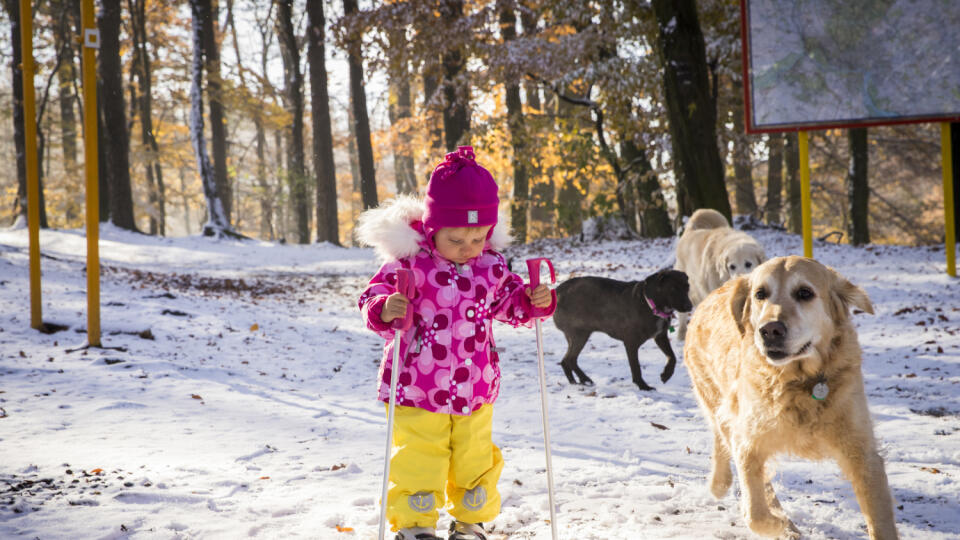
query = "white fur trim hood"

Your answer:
(356, 194), (512, 262)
